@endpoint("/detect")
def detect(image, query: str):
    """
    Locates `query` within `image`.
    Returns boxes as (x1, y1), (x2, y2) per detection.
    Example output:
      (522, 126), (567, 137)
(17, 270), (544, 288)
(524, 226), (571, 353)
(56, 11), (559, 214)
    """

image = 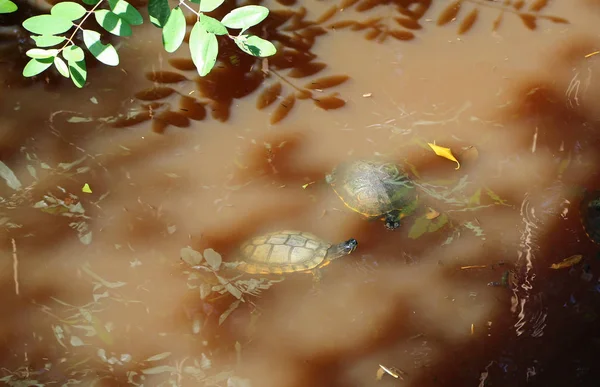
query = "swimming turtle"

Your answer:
(579, 189), (600, 245)
(326, 159), (418, 230)
(235, 230), (358, 279)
